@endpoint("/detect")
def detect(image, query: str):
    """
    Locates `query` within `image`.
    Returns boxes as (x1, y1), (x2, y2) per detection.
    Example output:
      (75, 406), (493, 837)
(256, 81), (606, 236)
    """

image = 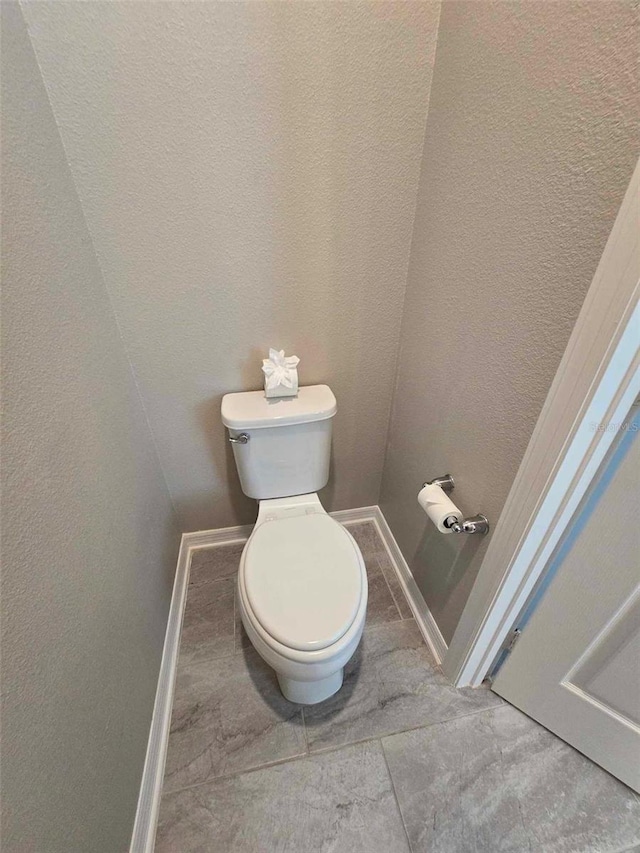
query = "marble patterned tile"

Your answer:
(304, 620), (503, 752)
(382, 704), (640, 853)
(156, 740), (410, 853)
(189, 541), (245, 586)
(366, 568), (405, 626)
(376, 548), (414, 620)
(345, 522), (381, 578)
(346, 521), (384, 561)
(178, 576), (235, 665)
(348, 521), (407, 625)
(163, 649), (306, 793)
